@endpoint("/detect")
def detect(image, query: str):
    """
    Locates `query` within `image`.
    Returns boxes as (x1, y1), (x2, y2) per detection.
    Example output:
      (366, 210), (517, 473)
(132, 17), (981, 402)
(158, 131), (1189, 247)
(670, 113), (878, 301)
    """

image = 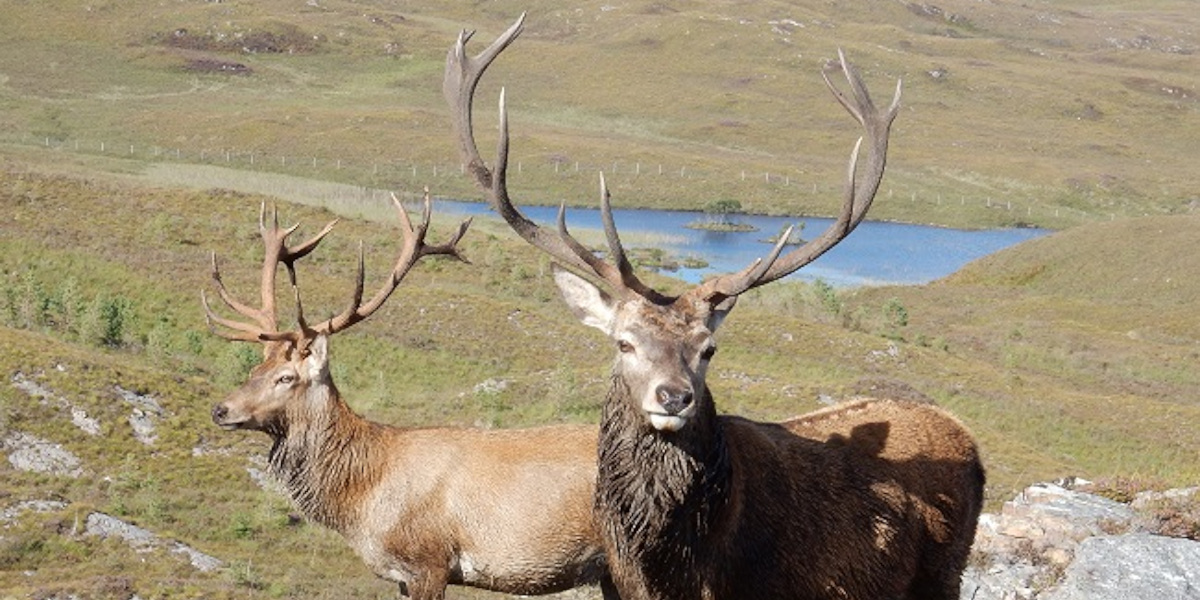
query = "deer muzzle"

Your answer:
(647, 384), (694, 432)
(211, 402), (241, 430)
